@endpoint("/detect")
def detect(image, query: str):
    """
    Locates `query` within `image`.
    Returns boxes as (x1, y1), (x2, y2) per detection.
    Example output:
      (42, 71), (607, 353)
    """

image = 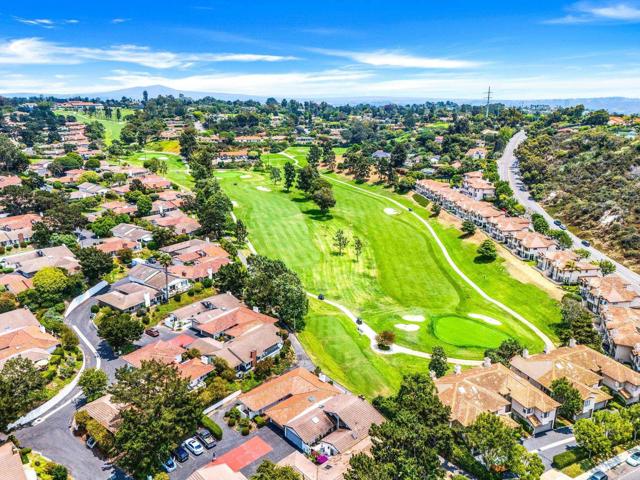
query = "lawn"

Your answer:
(54, 108), (133, 145)
(146, 139), (181, 154)
(215, 165), (561, 367)
(125, 151), (194, 190)
(300, 299), (430, 398)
